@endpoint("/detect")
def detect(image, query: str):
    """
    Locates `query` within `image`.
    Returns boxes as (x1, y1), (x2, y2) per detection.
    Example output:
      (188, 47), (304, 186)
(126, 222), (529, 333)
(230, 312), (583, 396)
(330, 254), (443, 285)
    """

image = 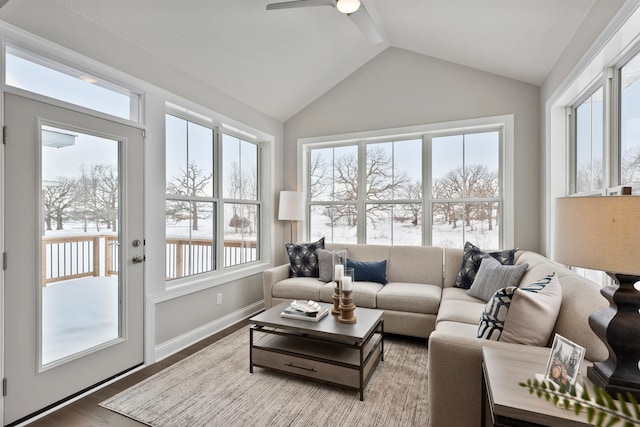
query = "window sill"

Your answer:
(148, 261), (270, 303)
